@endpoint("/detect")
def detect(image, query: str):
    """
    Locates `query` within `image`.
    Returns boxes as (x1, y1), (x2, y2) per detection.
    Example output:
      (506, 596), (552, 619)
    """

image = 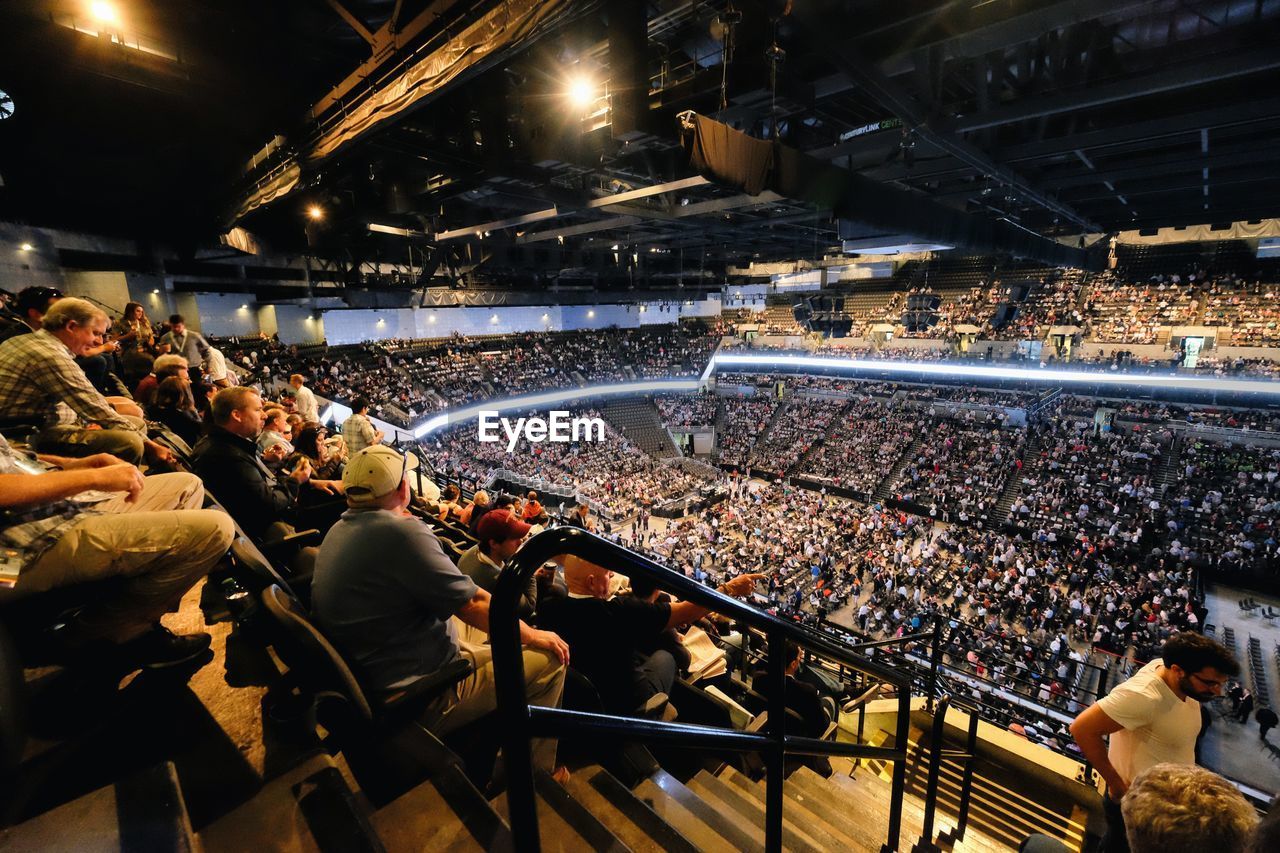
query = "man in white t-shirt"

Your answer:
(1070, 632), (1238, 853)
(289, 373), (319, 423)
